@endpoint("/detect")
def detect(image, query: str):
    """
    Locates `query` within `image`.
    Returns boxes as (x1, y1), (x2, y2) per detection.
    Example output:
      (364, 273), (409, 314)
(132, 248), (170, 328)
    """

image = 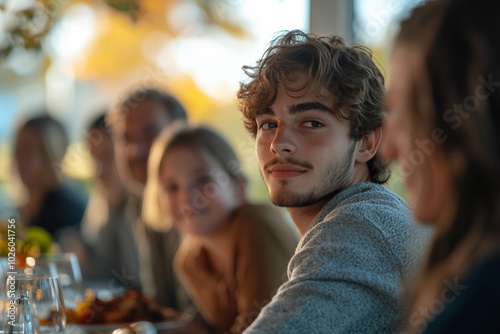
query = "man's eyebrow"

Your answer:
(255, 107), (274, 117)
(290, 102), (334, 115)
